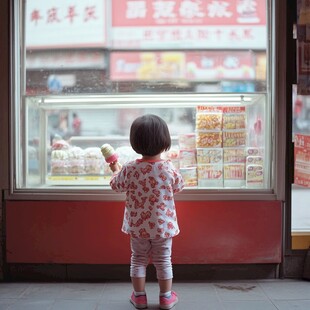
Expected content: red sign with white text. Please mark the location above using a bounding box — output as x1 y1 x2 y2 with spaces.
110 51 255 81
111 0 266 49
112 0 266 26
294 134 310 187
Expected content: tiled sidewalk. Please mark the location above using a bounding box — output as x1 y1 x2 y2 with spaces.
0 279 309 309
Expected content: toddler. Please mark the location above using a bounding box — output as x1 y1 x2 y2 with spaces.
109 114 184 309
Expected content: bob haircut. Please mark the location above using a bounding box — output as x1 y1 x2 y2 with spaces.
130 114 171 156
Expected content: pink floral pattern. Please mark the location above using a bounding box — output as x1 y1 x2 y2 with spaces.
110 159 184 239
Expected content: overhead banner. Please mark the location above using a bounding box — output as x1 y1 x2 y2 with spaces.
110 51 255 81
111 0 266 49
26 0 106 49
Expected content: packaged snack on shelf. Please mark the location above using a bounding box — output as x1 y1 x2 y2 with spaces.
169 159 180 170
163 146 180 169
116 146 140 164
178 133 196 150
67 146 85 174
222 107 246 130
246 165 264 188
223 130 247 147
197 164 223 187
84 147 104 174
51 149 68 175
223 148 246 163
246 156 264 166
179 149 197 167
179 167 198 187
246 147 264 156
223 163 246 187
223 113 246 130
196 112 222 131
196 148 223 164
196 131 222 148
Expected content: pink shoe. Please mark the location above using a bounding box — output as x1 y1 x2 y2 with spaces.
130 292 147 309
159 291 178 309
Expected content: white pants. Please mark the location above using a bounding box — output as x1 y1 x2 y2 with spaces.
130 237 173 280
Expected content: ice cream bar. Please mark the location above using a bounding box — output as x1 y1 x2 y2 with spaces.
100 143 119 163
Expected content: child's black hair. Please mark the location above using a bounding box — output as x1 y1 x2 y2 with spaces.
130 114 171 156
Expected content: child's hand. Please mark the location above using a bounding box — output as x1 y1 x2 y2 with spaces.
109 162 122 173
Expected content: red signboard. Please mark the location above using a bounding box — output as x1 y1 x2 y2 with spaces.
112 0 266 26
111 0 266 49
294 134 310 187
110 51 255 81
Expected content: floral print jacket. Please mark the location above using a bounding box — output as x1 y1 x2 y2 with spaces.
110 159 184 239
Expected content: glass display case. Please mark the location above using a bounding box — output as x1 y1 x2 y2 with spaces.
22 93 270 190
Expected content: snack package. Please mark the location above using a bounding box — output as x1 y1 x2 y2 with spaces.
178 133 196 150
179 167 198 187
223 113 246 130
84 147 104 174
116 146 140 165
246 165 264 188
196 112 222 131
224 163 246 187
223 148 246 163
246 156 264 166
196 132 222 148
224 164 245 180
179 149 197 167
51 149 68 175
223 131 247 147
163 146 180 169
246 147 264 156
67 146 85 174
196 148 223 164
197 164 223 187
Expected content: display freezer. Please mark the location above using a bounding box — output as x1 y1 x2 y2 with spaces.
10 91 281 267
21 93 271 192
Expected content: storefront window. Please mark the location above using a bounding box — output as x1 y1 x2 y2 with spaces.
15 0 271 192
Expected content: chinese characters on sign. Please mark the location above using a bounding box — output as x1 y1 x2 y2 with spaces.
26 0 106 48
25 0 265 50
112 0 266 49
31 6 98 25
115 0 263 26
294 134 310 187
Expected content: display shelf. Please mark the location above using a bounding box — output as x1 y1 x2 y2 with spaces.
47 175 111 186
23 93 270 190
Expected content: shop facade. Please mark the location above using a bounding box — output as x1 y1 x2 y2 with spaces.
0 0 304 280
